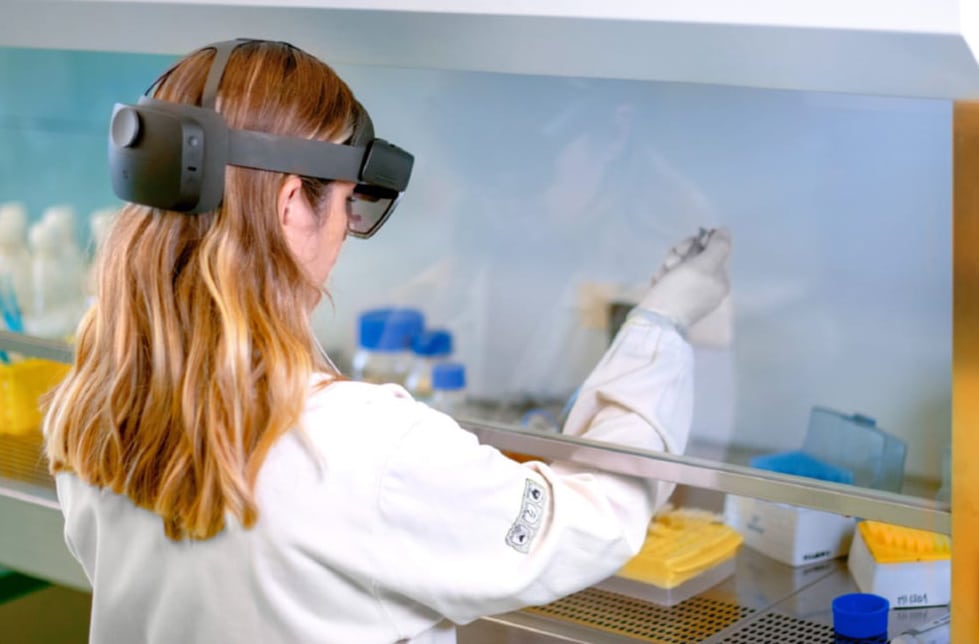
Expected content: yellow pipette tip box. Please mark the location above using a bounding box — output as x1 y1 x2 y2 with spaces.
0 358 69 436
847 520 950 609
596 506 742 606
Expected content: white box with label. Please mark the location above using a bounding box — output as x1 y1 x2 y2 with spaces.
847 525 951 609
723 495 855 567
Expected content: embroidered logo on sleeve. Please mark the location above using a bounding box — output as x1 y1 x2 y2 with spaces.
505 479 547 553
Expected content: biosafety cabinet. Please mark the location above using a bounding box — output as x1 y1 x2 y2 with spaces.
0 2 976 642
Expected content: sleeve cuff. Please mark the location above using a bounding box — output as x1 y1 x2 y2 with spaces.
625 307 686 340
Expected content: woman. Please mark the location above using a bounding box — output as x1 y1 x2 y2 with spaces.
44 39 732 643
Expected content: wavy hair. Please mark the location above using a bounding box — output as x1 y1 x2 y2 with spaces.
44 41 356 540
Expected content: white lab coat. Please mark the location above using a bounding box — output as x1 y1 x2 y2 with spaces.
55 311 692 643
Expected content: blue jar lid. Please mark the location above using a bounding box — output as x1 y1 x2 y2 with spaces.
412 329 453 357
433 362 466 391
358 308 424 352
831 593 889 639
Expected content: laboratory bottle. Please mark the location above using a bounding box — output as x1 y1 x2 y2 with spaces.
42 205 86 301
0 202 31 322
28 218 73 338
84 207 117 304
404 329 454 402
350 308 424 385
430 362 467 417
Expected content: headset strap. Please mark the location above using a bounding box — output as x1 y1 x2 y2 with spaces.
200 39 246 110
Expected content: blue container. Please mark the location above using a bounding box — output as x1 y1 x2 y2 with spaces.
432 362 466 391
832 593 889 642
358 308 424 352
750 450 853 484
412 329 453 357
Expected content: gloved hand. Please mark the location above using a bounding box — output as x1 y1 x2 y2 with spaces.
638 227 732 332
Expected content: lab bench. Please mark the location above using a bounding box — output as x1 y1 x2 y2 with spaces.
459 547 949 643
0 464 948 644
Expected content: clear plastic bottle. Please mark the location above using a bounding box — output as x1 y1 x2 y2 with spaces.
28 219 69 338
350 308 424 385
84 207 117 305
42 205 85 302
430 362 467 417
404 329 453 402
0 202 31 322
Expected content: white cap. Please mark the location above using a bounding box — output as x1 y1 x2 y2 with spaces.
28 218 60 253
42 204 78 243
0 202 28 245
89 207 118 250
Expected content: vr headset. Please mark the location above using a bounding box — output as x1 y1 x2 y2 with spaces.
108 38 414 239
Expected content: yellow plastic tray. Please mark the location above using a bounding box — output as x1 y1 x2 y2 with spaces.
0 359 70 436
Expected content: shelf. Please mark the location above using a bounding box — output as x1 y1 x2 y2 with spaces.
0 330 74 364
0 1 977 98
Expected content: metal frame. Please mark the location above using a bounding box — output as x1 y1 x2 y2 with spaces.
952 100 979 642
461 420 950 534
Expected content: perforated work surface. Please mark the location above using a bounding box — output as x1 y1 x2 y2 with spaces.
524 587 752 642
719 612 836 643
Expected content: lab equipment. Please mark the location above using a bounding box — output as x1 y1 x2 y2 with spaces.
108 39 413 238
749 450 853 484
0 358 70 435
846 521 951 609
724 495 855 567
0 202 31 318
27 215 83 339
831 593 889 643
85 208 118 305
597 506 742 607
404 329 453 401
726 406 907 567
350 308 424 385
803 408 906 492
430 362 467 416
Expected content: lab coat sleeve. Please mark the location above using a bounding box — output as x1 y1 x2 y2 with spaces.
369 311 693 631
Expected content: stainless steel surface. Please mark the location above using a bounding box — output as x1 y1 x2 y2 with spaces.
461 548 945 643
705 560 950 643
462 420 951 534
0 330 73 364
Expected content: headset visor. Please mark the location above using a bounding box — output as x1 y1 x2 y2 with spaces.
347 184 401 239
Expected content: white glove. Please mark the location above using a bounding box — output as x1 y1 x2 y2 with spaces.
638 227 732 332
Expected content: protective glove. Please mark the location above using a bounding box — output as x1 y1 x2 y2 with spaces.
638 227 732 333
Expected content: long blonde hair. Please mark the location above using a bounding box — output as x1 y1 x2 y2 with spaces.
44 41 356 540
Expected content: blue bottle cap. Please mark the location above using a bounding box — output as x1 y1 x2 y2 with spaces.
358 308 424 352
832 593 889 639
412 329 453 357
432 362 466 391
